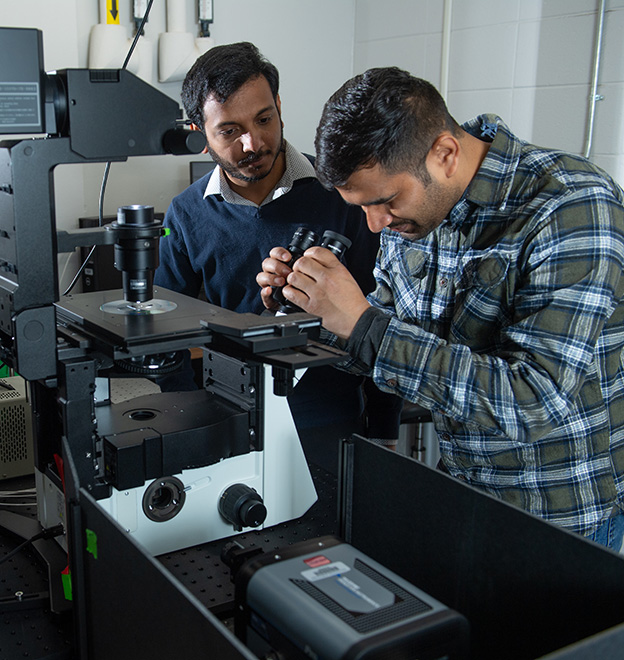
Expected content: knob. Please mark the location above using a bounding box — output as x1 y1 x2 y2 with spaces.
219 483 267 531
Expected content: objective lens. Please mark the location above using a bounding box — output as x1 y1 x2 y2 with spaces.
114 205 159 303
100 204 177 315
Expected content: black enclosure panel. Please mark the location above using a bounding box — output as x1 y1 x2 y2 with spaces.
340 437 624 660
77 490 257 660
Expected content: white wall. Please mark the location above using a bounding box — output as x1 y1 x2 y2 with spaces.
354 0 624 187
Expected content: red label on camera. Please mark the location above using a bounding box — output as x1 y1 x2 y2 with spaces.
303 555 331 568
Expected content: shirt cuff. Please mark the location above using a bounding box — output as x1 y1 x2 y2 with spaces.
345 307 391 370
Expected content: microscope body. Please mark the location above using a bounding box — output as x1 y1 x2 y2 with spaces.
0 27 335 559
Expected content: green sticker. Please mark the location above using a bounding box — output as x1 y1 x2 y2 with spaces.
62 569 72 601
163 227 171 237
86 528 98 559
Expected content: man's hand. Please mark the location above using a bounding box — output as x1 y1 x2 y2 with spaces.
257 246 294 312
259 246 370 339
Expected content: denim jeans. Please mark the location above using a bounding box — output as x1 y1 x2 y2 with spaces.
586 509 624 553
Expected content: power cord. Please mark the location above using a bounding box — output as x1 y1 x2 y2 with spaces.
0 523 64 566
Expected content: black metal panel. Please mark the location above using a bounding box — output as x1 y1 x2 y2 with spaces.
0 149 17 276
57 356 99 493
340 437 624 660
60 69 181 160
55 287 316 350
541 625 624 659
13 304 57 380
77 488 257 660
55 288 340 375
9 137 96 312
97 390 251 490
3 136 118 379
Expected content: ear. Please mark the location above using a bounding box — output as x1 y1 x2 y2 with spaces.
427 133 460 179
190 123 210 155
276 94 284 128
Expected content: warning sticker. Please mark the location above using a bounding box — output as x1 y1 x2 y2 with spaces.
0 82 40 128
301 561 350 582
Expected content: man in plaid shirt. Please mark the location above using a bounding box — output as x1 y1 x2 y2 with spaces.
257 67 624 551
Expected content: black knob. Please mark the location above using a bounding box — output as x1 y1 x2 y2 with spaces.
219 483 267 530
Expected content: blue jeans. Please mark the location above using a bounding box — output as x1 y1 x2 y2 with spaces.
586 509 624 553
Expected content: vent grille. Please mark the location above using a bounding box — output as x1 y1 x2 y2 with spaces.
0 377 34 478
0 402 28 462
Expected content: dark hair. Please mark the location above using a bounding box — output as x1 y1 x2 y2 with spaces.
314 67 460 188
181 42 279 131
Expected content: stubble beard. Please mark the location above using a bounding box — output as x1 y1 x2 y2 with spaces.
207 130 285 183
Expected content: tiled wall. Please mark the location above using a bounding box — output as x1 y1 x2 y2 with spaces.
354 0 624 186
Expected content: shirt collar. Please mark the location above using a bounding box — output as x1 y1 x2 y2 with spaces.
203 141 316 207
462 114 524 213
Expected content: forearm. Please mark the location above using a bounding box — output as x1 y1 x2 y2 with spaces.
315 307 388 377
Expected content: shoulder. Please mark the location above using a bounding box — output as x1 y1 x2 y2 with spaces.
526 146 621 192
168 177 206 210
286 178 364 222
511 146 624 222
167 175 226 219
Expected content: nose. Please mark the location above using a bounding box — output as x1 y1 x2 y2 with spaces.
240 129 264 153
363 205 393 233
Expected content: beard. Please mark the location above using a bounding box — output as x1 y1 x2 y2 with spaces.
207 128 285 183
389 179 463 241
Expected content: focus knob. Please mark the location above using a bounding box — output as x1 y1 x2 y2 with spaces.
218 483 267 531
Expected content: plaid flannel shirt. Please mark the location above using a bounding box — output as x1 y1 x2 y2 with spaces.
344 115 624 535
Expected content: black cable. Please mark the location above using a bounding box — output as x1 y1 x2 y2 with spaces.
62 161 111 296
0 524 64 566
123 0 155 69
62 0 155 297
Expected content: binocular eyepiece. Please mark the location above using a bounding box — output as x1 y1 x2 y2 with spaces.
272 226 352 314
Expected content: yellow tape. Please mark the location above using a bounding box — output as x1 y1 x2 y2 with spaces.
107 0 121 25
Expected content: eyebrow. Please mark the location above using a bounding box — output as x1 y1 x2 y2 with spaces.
352 193 397 207
215 105 275 130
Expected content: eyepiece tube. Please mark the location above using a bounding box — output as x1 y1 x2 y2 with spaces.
272 227 320 311
320 230 351 259
272 227 352 315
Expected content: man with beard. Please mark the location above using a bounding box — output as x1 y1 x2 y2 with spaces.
155 43 401 474
257 67 624 550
